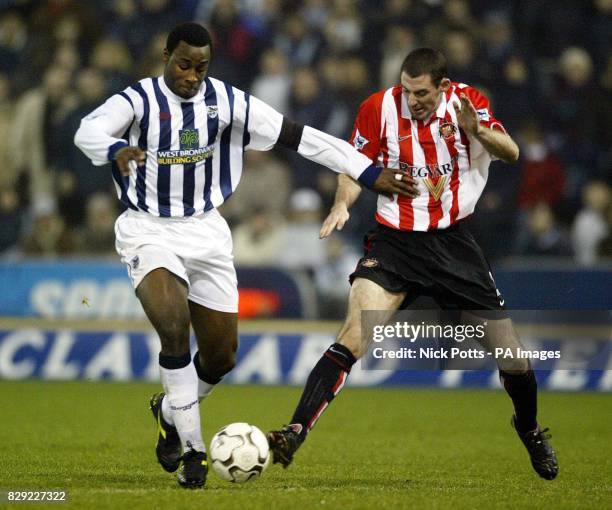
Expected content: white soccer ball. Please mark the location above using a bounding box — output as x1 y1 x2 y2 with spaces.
209 422 270 483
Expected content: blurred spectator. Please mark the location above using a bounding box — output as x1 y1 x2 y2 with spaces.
469 159 521 262
590 0 612 69
0 71 24 254
90 38 133 93
518 203 572 257
517 121 566 211
251 47 291 114
274 13 323 68
0 9 27 74
106 0 184 58
20 198 75 257
0 72 16 192
278 188 326 270
380 25 416 89
140 0 186 43
322 0 363 54
597 201 612 261
302 0 330 31
51 42 81 75
314 236 360 318
332 56 373 138
519 1 592 60
24 4 101 87
571 181 611 266
286 68 332 188
73 192 118 255
233 208 284 266
207 0 260 90
60 67 112 207
13 66 76 209
287 67 329 127
220 150 291 225
104 0 145 56
546 47 611 204
136 31 168 79
423 0 479 50
491 55 536 132
0 187 22 255
61 67 113 226
480 11 515 79
316 54 350 137
442 31 484 85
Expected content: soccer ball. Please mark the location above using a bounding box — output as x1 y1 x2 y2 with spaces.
209 422 270 483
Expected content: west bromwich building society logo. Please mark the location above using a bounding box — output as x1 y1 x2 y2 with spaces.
157 128 214 165
179 128 199 149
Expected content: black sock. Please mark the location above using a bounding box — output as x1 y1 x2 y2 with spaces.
159 352 191 369
290 343 356 439
500 369 538 433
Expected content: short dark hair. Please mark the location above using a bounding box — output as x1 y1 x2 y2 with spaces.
166 22 212 54
401 48 448 86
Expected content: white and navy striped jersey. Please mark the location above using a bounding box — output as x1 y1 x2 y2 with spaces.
75 75 376 217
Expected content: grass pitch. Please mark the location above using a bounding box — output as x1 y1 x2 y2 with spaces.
0 381 610 510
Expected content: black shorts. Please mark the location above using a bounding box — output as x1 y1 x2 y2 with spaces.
350 221 507 314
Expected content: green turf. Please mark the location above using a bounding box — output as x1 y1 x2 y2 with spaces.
0 381 610 509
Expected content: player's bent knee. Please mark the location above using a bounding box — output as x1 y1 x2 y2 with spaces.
202 351 236 380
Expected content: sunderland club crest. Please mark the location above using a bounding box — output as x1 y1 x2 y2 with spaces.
439 121 457 140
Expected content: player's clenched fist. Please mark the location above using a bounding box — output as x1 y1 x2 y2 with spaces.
114 146 146 176
372 168 419 198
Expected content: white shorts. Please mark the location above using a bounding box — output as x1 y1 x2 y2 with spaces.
115 209 238 313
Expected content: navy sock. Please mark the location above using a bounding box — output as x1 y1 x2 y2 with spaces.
159 352 191 369
193 351 223 385
500 369 538 433
290 343 357 438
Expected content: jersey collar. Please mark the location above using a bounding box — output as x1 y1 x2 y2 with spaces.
158 75 206 103
400 90 448 123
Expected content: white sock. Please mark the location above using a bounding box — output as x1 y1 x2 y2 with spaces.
193 352 217 402
159 362 206 453
198 379 216 402
161 394 175 426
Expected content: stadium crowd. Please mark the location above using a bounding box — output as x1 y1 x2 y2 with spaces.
0 0 610 292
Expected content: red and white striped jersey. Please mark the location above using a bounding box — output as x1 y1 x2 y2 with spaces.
350 82 506 231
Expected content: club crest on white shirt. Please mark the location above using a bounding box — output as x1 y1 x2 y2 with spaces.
207 105 218 118
353 129 369 150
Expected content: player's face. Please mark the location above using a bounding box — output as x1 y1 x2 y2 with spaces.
163 41 211 99
401 72 450 121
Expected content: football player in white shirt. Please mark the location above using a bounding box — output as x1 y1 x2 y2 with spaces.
74 22 418 488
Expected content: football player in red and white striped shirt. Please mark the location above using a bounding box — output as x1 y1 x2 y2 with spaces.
269 48 558 481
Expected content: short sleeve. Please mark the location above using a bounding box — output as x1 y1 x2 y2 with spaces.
461 85 506 133
349 94 383 162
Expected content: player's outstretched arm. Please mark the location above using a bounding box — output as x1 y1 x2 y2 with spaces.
456 93 519 164
320 174 362 239
243 95 419 197
319 169 419 238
